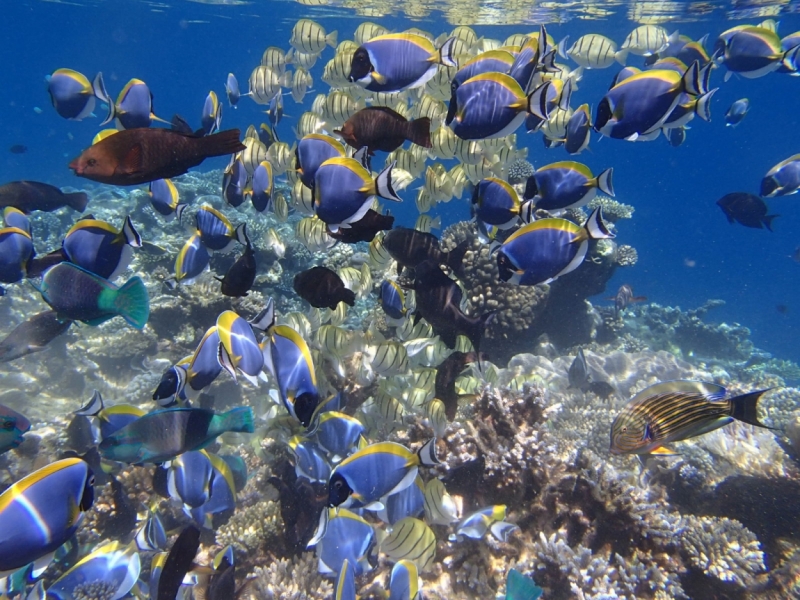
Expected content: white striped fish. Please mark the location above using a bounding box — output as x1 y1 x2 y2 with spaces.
558 34 627 69
290 19 337 55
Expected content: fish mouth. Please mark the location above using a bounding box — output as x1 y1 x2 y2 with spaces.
68 159 82 174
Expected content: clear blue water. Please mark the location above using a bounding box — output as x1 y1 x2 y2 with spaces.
3 1 799 365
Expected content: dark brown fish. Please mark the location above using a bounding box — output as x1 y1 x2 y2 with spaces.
412 260 493 351
69 128 245 186
435 351 484 420
608 284 646 317
717 192 778 231
0 181 88 213
293 266 355 310
9 145 27 154
158 524 201 600
383 227 468 276
26 248 67 278
334 107 431 155
217 232 256 297
327 209 394 244
0 310 72 362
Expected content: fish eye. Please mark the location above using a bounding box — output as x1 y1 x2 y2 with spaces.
87 158 97 167
88 475 96 485
621 426 627 433
333 480 343 490
1 421 14 430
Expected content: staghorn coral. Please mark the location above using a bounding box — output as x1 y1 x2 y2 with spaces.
216 499 283 556
247 552 332 600
678 514 766 588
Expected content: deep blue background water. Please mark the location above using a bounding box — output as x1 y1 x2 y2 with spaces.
1 1 799 364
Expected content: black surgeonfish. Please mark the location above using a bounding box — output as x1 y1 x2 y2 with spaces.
434 351 485 421
382 227 468 276
327 209 394 244
293 266 355 310
716 192 778 231
218 229 256 297
411 260 493 352
158 524 201 600
0 310 72 362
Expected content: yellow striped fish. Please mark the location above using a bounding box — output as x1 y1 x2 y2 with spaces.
322 52 355 87
621 25 674 57
558 34 627 69
381 517 437 572
292 179 316 215
414 214 440 233
248 66 290 105
293 50 318 70
240 137 268 175
371 341 409 375
426 398 447 438
295 111 327 139
610 380 772 456
354 21 389 45
368 233 393 271
267 141 295 175
296 216 336 253
261 46 292 74
423 478 460 525
290 19 337 55
291 68 313 103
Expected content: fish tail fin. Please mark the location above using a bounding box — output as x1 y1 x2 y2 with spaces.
694 88 717 122
782 44 800 71
121 216 143 247
446 239 470 277
234 223 249 246
342 287 356 307
615 48 629 65
408 117 432 148
217 406 255 434
114 276 150 330
730 389 775 429
681 61 705 96
631 296 647 303
584 206 615 240
326 30 338 48
558 78 573 112
595 168 614 196
375 161 402 202
437 36 458 67
763 214 779 232
66 191 89 212
557 35 569 59
417 438 440 466
197 129 245 159
526 82 551 122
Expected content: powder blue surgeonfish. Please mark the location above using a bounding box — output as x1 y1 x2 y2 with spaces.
97 406 254 464
95 77 170 130
223 155 248 208
522 161 614 213
761 154 800 197
225 73 241 107
216 310 264 386
62 215 142 280
187 452 237 528
195 206 247 252
348 33 457 92
250 161 274 213
186 326 223 394
451 505 519 542
171 234 210 286
315 507 375 576
0 457 94 575
335 559 356 600
0 220 33 286
389 559 422 600
47 541 140 600
327 439 439 509
0 403 30 455
379 475 425 526
148 179 186 220
296 134 346 190
75 390 146 439
288 436 332 483
309 411 366 461
201 91 222 136
38 262 150 330
47 68 104 121
472 177 522 232
314 157 402 233
168 451 215 508
152 364 189 407
379 279 407 320
496 207 615 286
715 25 800 79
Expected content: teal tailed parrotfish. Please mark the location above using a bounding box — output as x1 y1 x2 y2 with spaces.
523 161 614 213
327 439 438 509
389 559 422 600
314 157 402 232
168 450 215 508
171 233 210 287
296 134 346 190
47 541 140 600
379 279 407 320
452 505 519 542
610 380 774 456
222 154 248 208
594 61 708 140
715 26 799 79
95 77 169 130
315 507 375 576
195 205 247 252
62 215 142 280
288 436 332 483
335 559 356 600
152 364 188 407
187 452 237 528
308 411 366 460
0 403 30 455
0 181 89 214
148 179 186 220
447 72 552 140
506 568 543 600
471 177 522 231
47 68 104 121
201 90 222 136
250 160 274 212
97 406 254 464
217 229 256 298
262 324 320 427
0 457 94 575
37 262 150 330
496 206 615 286
216 309 264 385
186 326 223 394
0 310 72 363
348 33 457 92
761 154 800 197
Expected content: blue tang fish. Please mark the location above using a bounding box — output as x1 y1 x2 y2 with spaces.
288 436 332 483
47 68 104 121
715 25 799 79
171 234 210 286
216 310 264 386
761 154 800 197
263 324 321 427
75 390 146 439
314 157 402 232
188 452 237 528
309 411 366 460
523 161 614 213
47 541 140 600
97 406 254 464
315 507 375 576
725 98 750 127
0 225 33 285
38 262 149 329
327 439 438 509
195 205 247 252
379 475 425 526
0 403 30 455
135 510 168 552
564 104 592 155
152 364 188 407
388 559 421 600
186 326 223 394
225 73 240 107
250 161 274 212
379 279 407 320
201 91 222 136
296 134 346 190
267 89 284 127
349 33 457 92
452 505 519 542
496 207 615 286
3 207 30 233
62 215 142 280
451 50 516 93
334 559 356 600
96 77 169 130
148 179 186 220
168 451 215 508
222 155 248 208
0 457 94 575
472 177 522 232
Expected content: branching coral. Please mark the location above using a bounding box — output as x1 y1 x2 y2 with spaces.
247 552 332 600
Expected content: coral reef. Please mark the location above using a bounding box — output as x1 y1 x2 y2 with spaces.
247 553 332 600
506 159 535 185
586 194 635 222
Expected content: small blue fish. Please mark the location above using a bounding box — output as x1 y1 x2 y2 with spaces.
263 324 320 427
0 225 33 285
451 49 516 93
134 509 168 552
172 234 210 286
0 457 94 574
725 98 751 127
216 310 264 385
47 68 103 121
761 154 800 197
96 78 169 130
195 205 247 252
452 505 519 542
98 406 254 464
315 507 375 576
715 26 799 79
201 91 222 135
497 207 615 286
388 559 421 600
188 452 237 528
288 436 332 483
379 475 425 526
314 158 402 232
250 161 274 212
472 177 522 231
296 134 346 190
3 207 30 234
0 403 30 455
152 365 188 407
75 390 145 439
309 411 366 460
335 559 356 600
523 161 614 213
186 327 222 394
379 279 407 320
225 73 241 107
149 179 186 220
267 89 284 127
168 451 214 508
38 262 150 329
62 215 142 280
564 104 592 154
222 155 248 208
328 439 438 509
47 541 140 600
